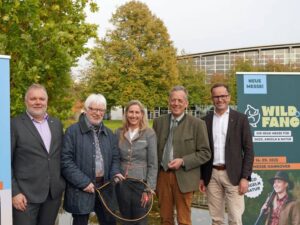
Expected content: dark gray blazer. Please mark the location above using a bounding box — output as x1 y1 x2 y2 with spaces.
201 109 254 186
11 113 65 203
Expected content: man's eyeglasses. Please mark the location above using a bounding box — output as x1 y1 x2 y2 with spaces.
212 95 229 100
88 107 106 113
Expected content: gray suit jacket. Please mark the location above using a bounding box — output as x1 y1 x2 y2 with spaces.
115 128 158 190
201 109 254 186
153 114 211 193
11 112 65 203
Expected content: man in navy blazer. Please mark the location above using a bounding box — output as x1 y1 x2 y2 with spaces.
11 84 65 225
200 83 254 225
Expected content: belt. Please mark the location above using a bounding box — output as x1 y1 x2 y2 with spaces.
160 166 174 172
213 165 226 170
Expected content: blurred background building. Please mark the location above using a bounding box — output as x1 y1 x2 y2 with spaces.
178 43 300 81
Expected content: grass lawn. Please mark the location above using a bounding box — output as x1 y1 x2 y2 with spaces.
102 120 122 131
103 120 154 132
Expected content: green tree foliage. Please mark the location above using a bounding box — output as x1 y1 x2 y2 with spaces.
227 58 256 105
87 0 179 109
177 59 208 106
0 0 98 120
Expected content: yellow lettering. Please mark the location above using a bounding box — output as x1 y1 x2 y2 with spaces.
280 106 287 116
262 106 274 116
279 117 289 127
288 106 297 116
290 117 300 127
269 117 279 127
262 117 270 127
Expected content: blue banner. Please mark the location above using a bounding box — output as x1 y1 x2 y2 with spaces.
0 55 12 225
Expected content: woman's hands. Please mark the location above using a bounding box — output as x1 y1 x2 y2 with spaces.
141 192 152 208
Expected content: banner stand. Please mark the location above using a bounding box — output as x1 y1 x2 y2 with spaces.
237 72 300 225
0 55 12 225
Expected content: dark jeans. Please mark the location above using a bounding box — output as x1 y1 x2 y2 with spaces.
116 181 148 225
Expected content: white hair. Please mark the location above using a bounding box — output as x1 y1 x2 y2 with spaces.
84 94 107 110
25 84 48 101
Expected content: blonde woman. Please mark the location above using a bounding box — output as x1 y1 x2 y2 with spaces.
115 100 158 225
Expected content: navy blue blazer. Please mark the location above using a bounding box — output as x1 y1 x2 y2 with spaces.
61 113 120 214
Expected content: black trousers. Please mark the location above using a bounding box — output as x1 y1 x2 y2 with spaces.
13 193 61 225
116 181 148 225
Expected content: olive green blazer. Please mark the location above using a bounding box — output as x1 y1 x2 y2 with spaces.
153 114 211 193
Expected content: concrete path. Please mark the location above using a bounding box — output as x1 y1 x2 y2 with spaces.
57 208 228 225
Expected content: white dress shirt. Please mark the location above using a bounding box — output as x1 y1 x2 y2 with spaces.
212 108 229 165
129 128 139 140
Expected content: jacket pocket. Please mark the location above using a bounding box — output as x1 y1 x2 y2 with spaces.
184 137 195 152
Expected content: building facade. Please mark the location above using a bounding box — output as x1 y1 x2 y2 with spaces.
178 43 300 80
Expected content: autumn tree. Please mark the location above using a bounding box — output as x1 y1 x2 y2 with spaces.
87 0 179 110
177 58 208 106
0 0 98 120
227 58 258 104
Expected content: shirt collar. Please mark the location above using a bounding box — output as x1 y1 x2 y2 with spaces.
214 107 230 116
26 111 48 123
277 193 288 203
171 113 185 123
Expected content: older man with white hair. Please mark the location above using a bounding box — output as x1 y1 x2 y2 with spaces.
61 93 123 225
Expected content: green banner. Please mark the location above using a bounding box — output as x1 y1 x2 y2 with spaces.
237 72 300 225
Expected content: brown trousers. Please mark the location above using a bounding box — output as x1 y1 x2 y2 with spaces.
157 170 193 225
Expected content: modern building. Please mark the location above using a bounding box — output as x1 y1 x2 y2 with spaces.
177 43 300 81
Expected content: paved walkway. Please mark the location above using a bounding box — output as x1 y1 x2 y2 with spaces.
192 207 228 225
191 207 212 224
58 208 228 225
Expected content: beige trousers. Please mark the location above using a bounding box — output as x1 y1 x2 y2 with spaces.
206 169 245 225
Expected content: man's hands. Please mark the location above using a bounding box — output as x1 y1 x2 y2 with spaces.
238 178 249 195
83 182 95 193
199 179 206 193
167 158 184 170
12 193 27 211
114 173 125 182
198 178 248 195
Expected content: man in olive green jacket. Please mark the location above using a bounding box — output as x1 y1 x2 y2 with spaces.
153 85 211 225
